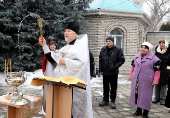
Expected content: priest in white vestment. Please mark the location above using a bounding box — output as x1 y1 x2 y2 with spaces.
39 22 93 118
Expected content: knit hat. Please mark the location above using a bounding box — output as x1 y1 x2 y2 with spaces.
66 22 79 34
141 42 153 51
106 36 114 42
49 41 56 46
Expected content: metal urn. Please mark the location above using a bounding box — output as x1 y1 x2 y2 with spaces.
5 71 25 99
4 60 30 105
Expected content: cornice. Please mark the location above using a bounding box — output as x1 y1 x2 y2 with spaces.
85 9 153 27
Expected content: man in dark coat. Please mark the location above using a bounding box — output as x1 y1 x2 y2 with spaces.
152 40 170 105
89 51 95 79
99 36 125 109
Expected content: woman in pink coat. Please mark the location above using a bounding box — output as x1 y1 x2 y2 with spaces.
128 42 161 118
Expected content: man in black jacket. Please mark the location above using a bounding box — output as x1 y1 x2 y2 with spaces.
99 36 125 109
89 51 95 79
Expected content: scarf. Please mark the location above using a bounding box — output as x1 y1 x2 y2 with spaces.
156 45 166 54
142 53 148 57
156 40 169 54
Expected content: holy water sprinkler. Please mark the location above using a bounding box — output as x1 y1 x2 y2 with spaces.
3 13 43 105
38 19 43 36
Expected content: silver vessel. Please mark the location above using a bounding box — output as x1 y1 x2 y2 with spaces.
5 71 30 105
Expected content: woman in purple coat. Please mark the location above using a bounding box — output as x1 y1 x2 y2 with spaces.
128 42 161 118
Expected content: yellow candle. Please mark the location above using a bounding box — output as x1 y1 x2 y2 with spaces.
10 59 12 72
7 60 8 73
4 60 6 72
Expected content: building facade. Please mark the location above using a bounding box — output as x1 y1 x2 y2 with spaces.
84 0 153 74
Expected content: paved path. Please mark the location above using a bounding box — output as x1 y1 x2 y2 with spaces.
0 75 170 118
91 76 170 118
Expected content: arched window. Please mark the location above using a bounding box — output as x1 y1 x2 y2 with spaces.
110 28 123 48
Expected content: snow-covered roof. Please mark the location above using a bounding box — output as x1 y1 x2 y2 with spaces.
86 0 143 13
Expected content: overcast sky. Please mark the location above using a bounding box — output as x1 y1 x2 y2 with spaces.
141 1 170 23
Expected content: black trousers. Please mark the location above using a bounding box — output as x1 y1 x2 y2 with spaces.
165 78 170 108
103 74 118 102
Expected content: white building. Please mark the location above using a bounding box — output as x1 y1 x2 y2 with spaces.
84 0 153 74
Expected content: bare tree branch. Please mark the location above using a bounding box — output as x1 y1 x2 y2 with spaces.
132 0 170 30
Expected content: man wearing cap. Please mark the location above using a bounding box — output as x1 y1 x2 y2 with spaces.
39 22 93 118
99 36 125 109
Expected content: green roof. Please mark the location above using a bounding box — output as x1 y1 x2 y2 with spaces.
87 0 143 13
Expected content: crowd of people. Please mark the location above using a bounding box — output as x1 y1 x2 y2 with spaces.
39 21 170 118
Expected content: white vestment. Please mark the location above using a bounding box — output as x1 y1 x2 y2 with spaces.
43 50 57 112
44 53 56 77
43 34 93 118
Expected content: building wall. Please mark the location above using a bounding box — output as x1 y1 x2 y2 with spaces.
85 15 148 74
146 32 170 51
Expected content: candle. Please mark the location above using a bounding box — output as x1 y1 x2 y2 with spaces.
10 59 12 72
4 60 6 72
7 60 8 73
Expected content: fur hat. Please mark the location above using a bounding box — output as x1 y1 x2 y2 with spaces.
66 22 79 34
49 41 56 46
142 42 153 51
106 36 114 42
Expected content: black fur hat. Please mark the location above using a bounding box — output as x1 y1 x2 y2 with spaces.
66 22 79 34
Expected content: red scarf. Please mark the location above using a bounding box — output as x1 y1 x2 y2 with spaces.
142 53 148 57
42 55 47 72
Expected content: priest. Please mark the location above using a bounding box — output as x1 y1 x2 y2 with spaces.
38 22 93 118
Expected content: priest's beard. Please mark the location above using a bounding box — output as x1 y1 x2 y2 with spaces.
65 38 69 43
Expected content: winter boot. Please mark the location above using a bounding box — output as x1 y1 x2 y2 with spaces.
143 109 149 118
134 107 142 116
99 100 109 106
160 99 165 105
152 98 160 103
110 100 116 109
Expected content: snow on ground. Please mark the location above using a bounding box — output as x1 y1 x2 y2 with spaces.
91 74 130 88
0 70 130 118
0 69 130 102
1 69 130 87
0 69 43 87
0 69 130 99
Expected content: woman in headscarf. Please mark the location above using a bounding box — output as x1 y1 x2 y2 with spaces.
152 40 170 105
128 42 161 118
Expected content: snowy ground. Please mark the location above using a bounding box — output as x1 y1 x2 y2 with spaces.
0 70 130 118
0 69 130 91
1 70 169 118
